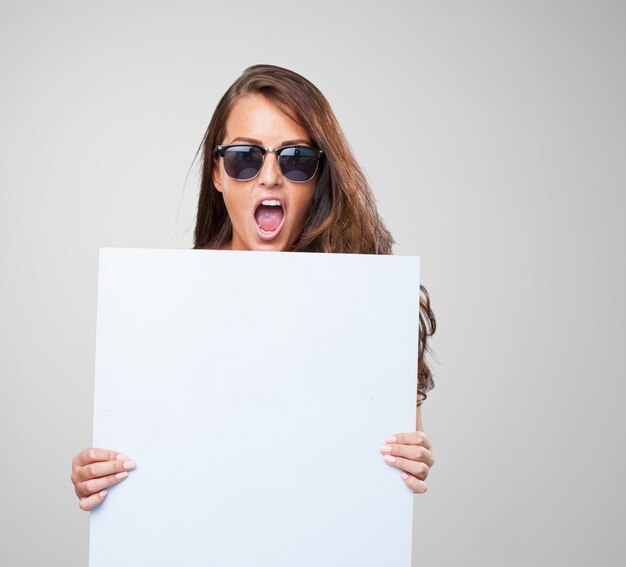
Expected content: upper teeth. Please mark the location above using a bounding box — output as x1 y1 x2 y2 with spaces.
261 199 281 206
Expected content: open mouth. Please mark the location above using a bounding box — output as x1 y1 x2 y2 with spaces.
254 199 286 241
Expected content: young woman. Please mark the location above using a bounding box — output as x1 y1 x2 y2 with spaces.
71 64 436 511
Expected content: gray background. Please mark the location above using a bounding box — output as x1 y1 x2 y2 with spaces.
1 1 624 565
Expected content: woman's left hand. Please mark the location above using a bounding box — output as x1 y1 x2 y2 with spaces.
379 431 434 493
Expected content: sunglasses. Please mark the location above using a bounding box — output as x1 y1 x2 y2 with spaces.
214 144 324 183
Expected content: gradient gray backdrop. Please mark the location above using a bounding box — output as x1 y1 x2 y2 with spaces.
1 1 624 565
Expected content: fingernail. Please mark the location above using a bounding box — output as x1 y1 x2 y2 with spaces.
116 471 128 480
386 435 397 443
99 490 108 498
383 454 396 463
123 460 137 471
116 454 128 462
379 444 392 453
401 472 409 480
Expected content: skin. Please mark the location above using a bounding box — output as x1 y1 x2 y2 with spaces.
70 94 434 510
212 95 318 252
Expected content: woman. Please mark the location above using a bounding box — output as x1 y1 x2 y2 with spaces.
71 64 436 511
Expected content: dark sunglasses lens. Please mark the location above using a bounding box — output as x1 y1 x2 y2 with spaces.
278 147 320 182
223 146 263 180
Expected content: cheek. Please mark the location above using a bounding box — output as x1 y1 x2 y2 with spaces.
295 184 316 220
221 183 252 223
222 190 242 217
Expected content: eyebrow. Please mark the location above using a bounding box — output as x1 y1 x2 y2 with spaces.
228 136 312 146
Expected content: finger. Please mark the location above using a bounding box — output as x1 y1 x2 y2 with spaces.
76 471 130 499
73 448 121 468
386 431 431 450
381 454 430 480
74 457 136 484
379 443 435 467
400 472 428 494
79 489 108 511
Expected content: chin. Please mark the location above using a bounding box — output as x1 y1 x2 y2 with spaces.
251 237 291 252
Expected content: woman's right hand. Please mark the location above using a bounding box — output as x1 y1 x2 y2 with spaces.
71 448 136 511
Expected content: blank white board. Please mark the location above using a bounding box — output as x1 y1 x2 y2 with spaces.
90 248 420 566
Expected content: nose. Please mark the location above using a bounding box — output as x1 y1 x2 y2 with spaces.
258 149 282 188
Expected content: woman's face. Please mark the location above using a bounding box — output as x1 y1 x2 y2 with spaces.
212 94 317 251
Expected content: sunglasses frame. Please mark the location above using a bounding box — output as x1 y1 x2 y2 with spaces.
214 143 324 183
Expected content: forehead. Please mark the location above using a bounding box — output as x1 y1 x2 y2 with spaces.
224 94 311 146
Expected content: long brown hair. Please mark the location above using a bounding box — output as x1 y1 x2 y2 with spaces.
193 64 436 404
